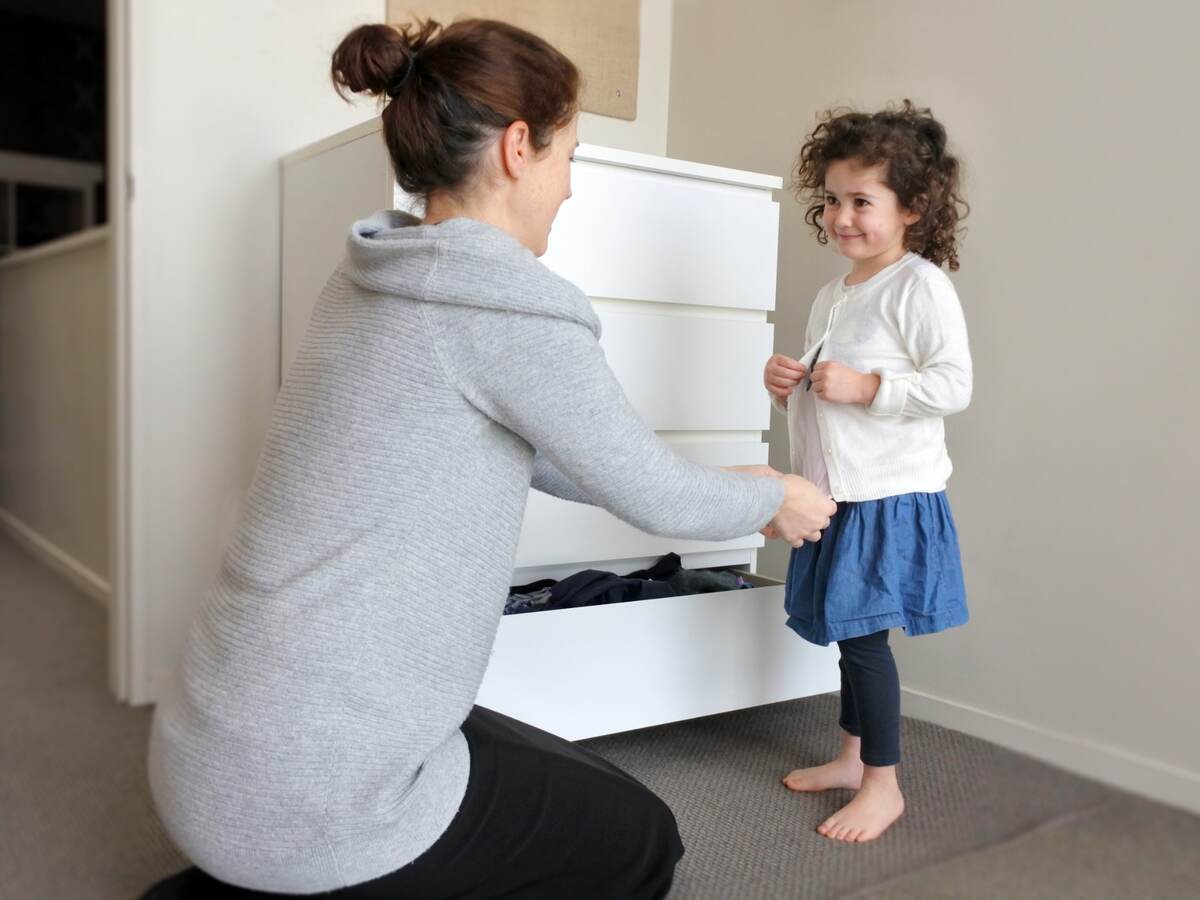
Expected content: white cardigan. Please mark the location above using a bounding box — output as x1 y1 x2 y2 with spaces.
774 253 972 502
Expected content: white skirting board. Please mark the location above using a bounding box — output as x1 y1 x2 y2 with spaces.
902 687 1200 816
0 507 110 607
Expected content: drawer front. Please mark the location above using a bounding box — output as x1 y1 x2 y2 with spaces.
477 583 840 740
515 440 772 569
597 306 773 431
541 161 780 311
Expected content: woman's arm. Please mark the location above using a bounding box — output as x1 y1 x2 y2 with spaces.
531 451 591 504
423 303 832 543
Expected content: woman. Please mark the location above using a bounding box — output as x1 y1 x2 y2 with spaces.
143 18 836 899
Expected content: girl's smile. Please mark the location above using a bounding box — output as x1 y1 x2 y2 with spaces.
822 159 920 282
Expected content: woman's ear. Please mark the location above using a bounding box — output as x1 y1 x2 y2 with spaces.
499 120 533 179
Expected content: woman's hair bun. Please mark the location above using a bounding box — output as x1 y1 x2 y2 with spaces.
331 22 434 99
330 17 580 198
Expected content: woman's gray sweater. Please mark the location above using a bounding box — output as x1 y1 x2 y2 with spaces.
147 211 784 893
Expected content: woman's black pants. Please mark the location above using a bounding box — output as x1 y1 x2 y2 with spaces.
141 706 683 899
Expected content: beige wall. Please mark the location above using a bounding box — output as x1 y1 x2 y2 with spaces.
0 229 111 597
578 0 673 155
126 1 676 702
668 0 1200 808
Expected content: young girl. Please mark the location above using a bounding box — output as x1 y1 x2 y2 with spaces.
763 100 972 843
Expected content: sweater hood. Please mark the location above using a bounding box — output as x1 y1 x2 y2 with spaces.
344 210 600 335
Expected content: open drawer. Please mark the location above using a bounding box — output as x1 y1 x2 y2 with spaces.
476 571 840 740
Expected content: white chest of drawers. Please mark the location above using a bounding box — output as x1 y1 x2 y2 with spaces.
281 122 837 739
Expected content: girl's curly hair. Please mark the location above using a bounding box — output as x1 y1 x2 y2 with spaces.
794 100 968 270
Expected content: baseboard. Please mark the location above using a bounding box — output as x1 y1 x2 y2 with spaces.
902 686 1200 815
0 508 110 608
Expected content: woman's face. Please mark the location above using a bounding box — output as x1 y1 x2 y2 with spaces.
518 115 579 257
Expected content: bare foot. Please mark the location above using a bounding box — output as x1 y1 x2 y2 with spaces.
782 757 864 792
816 766 904 843
783 730 864 792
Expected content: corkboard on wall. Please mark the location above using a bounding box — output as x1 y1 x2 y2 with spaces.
386 0 639 120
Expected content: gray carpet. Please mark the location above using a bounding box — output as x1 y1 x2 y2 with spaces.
0 537 186 900
582 697 1116 899
4 534 1199 900
850 795 1200 899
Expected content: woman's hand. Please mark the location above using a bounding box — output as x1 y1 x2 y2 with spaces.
809 361 881 406
767 475 837 548
725 465 830 546
764 354 807 406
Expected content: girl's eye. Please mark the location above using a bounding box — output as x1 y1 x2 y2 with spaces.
825 196 838 205
855 198 870 207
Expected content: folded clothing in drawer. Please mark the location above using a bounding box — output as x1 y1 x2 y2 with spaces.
504 552 753 615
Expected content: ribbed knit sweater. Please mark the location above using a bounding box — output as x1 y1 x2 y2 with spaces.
147 211 785 893
773 253 973 501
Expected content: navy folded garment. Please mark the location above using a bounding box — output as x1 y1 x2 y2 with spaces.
545 569 677 611
627 552 745 595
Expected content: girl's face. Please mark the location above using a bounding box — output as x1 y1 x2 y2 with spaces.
821 159 919 276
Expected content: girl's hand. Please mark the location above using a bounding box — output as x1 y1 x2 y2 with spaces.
810 361 881 406
764 354 807 405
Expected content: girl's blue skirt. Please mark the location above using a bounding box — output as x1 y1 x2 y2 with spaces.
785 491 969 646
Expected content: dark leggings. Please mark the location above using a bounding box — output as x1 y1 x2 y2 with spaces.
837 629 901 767
141 707 683 899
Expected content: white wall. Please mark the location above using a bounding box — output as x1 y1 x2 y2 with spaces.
125 0 675 702
124 0 386 701
0 229 111 603
668 0 1200 811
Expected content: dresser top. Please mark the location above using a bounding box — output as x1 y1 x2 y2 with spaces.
283 121 783 192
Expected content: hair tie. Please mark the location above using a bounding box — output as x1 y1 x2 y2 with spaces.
386 55 417 98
